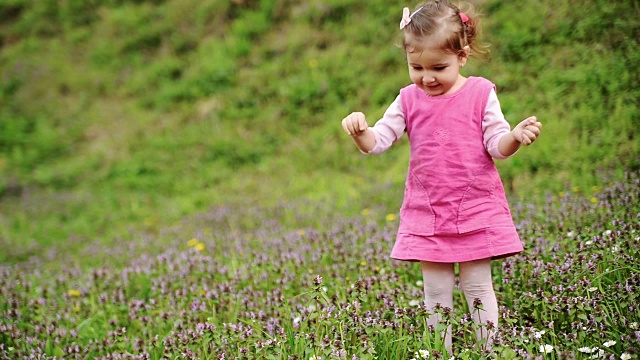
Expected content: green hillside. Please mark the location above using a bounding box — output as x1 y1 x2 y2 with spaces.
0 0 638 262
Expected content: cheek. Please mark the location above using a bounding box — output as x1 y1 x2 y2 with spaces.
408 69 420 82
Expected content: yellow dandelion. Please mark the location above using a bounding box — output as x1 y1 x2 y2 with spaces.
68 289 81 297
187 238 199 247
558 191 566 198
195 243 205 251
362 208 370 216
590 197 599 204
572 186 580 193
386 213 397 222
360 261 367 267
200 289 206 296
308 59 319 69
591 185 600 192
74 305 81 312
374 266 381 272
297 229 305 236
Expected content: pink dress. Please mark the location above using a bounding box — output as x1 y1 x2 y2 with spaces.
376 77 523 263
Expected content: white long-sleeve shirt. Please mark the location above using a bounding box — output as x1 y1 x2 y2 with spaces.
367 89 513 159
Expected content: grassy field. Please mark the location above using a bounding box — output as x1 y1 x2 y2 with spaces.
1 171 639 359
0 0 639 358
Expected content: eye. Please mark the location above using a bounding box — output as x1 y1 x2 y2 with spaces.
412 66 423 71
433 66 447 71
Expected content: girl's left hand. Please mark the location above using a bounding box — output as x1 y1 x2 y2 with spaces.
514 116 542 146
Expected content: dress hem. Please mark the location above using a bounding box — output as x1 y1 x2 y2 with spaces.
390 248 523 263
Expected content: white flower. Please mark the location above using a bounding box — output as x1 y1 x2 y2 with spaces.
416 349 430 358
585 240 594 245
309 356 322 360
603 340 616 348
539 344 553 353
409 299 421 307
630 322 638 329
567 231 576 238
588 287 598 292
416 280 424 287
533 329 547 340
578 347 592 353
603 230 612 236
621 353 631 360
590 348 605 358
293 316 302 325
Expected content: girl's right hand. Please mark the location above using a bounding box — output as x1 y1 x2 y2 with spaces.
513 116 542 146
341 112 369 137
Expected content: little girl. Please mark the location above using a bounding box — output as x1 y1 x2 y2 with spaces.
341 0 542 354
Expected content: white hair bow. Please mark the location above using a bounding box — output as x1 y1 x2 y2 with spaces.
399 6 423 30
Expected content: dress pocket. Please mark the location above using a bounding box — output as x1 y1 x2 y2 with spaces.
457 166 513 233
398 171 436 236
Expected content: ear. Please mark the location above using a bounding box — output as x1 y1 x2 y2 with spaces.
459 45 470 67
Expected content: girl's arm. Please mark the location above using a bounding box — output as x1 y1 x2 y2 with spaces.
342 112 377 153
497 116 542 157
342 95 406 154
483 90 542 158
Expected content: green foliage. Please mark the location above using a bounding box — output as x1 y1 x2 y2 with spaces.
0 113 70 176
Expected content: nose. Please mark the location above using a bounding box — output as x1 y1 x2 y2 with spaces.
422 72 435 85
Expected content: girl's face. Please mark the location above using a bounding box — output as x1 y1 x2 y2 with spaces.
406 43 469 96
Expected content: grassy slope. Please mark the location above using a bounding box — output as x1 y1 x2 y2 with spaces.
0 0 638 263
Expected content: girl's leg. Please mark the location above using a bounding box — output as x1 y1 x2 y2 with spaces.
421 261 455 353
459 258 499 347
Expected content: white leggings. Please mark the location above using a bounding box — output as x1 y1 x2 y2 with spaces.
421 259 498 352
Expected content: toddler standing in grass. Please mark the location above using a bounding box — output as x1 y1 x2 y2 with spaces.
341 0 542 354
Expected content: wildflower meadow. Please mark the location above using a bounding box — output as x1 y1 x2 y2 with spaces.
1 171 638 359
1 0 638 359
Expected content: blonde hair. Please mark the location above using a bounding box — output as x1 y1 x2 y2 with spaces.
402 0 487 58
